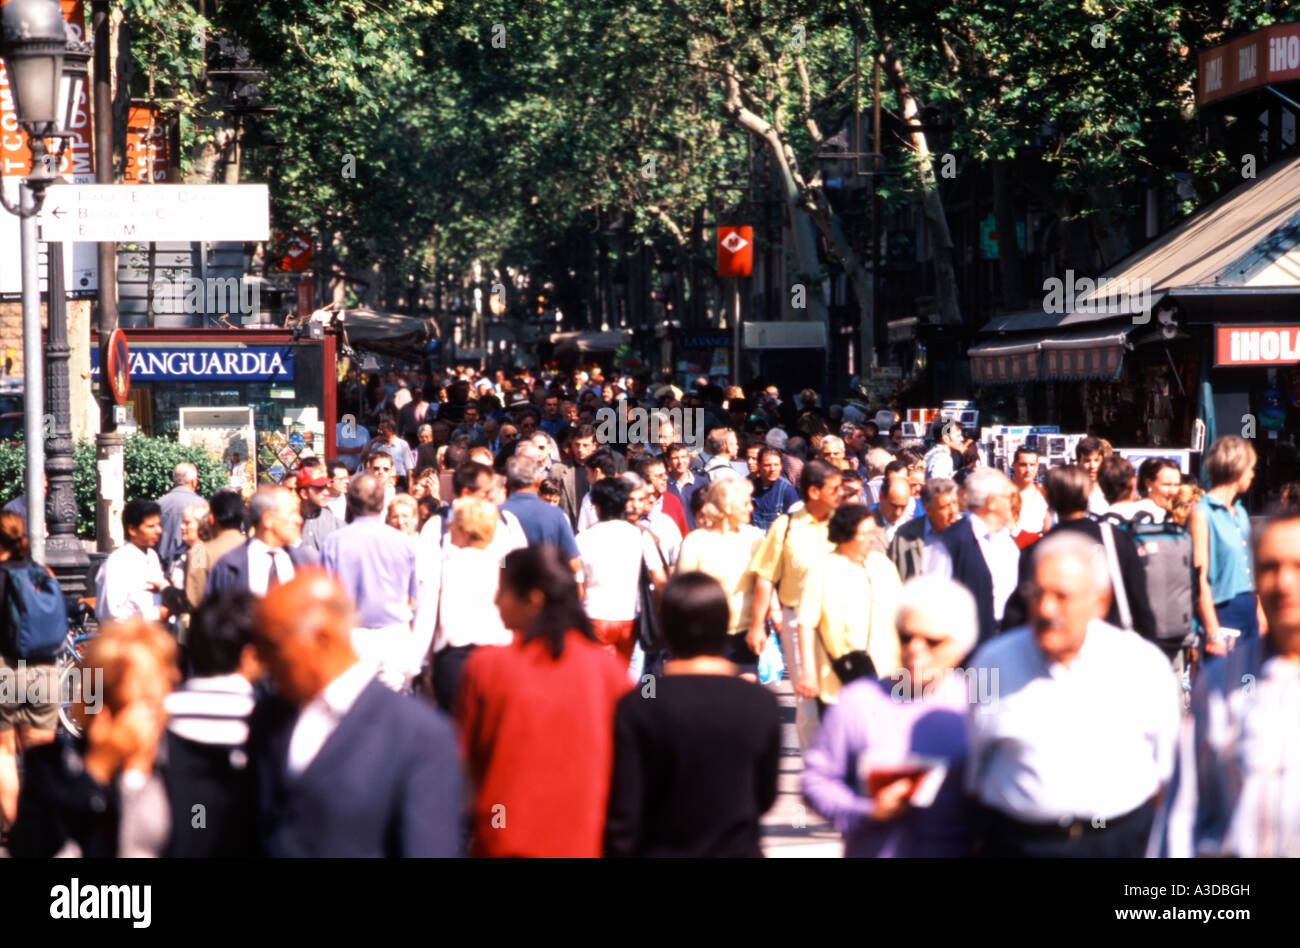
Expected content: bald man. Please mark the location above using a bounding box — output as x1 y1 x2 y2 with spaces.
870 475 918 551
247 570 461 857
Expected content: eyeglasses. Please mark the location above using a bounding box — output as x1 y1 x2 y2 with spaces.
898 631 948 649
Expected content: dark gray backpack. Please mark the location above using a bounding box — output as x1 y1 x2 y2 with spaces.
1107 511 1195 648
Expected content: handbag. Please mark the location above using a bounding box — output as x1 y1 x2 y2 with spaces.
635 524 667 652
820 561 878 686
827 650 878 685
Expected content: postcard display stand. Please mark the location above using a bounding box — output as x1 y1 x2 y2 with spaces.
179 407 257 482
257 407 324 485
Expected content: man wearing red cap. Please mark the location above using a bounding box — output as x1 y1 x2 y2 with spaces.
297 462 342 554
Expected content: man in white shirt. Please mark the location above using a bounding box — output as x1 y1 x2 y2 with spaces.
924 421 965 479
365 452 397 515
966 531 1180 857
574 449 621 533
1011 447 1051 538
96 498 170 624
694 427 746 482
627 473 681 568
324 460 350 522
1075 435 1109 516
576 479 668 669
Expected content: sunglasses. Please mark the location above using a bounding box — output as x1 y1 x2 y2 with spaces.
898 631 948 649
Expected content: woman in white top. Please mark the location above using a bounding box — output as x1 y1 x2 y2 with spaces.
575 478 669 668
676 477 766 676
420 497 514 713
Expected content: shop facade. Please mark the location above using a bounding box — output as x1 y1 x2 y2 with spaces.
90 328 337 485
968 150 1300 506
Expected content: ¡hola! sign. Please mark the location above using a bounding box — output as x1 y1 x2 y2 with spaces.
1215 326 1300 366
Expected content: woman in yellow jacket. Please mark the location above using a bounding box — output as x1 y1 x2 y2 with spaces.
795 503 903 711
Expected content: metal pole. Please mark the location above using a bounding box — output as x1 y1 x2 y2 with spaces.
44 233 90 594
731 277 742 387
93 0 123 553
20 181 46 564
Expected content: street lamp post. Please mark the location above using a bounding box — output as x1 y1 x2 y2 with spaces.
1 0 90 578
43 40 92 595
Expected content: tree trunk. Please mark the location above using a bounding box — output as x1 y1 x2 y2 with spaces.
718 75 829 334
992 158 1027 311
803 190 873 367
879 37 963 327
1087 183 1130 268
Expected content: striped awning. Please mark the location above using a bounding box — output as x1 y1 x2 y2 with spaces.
969 328 1134 385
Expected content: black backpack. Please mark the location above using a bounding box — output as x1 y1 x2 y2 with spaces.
1103 511 1195 648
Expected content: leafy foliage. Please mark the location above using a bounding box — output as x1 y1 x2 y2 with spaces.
0 436 227 540
116 0 1300 318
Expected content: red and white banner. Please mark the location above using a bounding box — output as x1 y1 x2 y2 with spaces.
123 106 169 183
1198 22 1300 106
717 225 754 277
1215 325 1300 366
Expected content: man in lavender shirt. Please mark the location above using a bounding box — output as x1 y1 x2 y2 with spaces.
802 576 980 857
320 472 419 692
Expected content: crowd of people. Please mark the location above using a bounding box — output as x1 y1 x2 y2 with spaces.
0 361 1297 858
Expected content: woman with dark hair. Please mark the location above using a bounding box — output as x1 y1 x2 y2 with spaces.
952 440 982 487
604 572 781 857
454 546 629 857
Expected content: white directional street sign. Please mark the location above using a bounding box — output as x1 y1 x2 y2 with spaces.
37 184 270 243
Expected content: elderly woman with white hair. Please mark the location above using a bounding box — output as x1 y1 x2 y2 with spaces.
801 575 980 858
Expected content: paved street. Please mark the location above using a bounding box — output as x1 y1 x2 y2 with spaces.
761 679 844 859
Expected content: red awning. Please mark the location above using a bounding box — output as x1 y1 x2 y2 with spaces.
969 328 1134 385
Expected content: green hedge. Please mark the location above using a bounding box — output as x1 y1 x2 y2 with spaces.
0 434 228 539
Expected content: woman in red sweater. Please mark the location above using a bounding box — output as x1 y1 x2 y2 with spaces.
455 546 629 857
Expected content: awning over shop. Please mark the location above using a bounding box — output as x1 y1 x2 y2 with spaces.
970 328 1135 385
548 329 633 354
979 150 1300 335
335 306 437 360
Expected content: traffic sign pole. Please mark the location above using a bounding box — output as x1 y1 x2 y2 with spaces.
19 181 45 564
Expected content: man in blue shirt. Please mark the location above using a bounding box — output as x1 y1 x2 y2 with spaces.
665 442 708 532
319 472 419 691
538 393 568 438
750 447 799 532
500 454 582 574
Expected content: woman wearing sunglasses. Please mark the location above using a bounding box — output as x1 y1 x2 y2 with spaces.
801 575 979 858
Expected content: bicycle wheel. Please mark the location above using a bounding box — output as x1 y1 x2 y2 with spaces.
56 656 84 738
55 634 95 739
